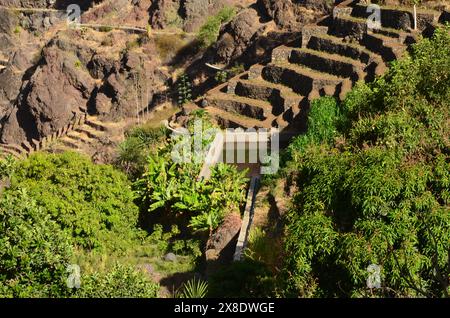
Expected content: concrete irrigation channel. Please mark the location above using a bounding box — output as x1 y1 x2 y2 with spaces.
198 130 279 260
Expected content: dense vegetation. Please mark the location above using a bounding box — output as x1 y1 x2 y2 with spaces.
11 152 141 252
280 26 450 297
0 152 160 297
134 111 248 235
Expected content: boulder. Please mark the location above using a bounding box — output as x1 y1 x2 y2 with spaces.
214 8 262 64
94 91 112 114
1 46 95 143
206 212 242 260
164 253 177 262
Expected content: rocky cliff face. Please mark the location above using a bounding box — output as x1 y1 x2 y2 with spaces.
0 28 167 143
1 39 98 143
0 1 170 145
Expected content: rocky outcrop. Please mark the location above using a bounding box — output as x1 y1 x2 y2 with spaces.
149 0 245 32
206 212 242 267
93 50 168 119
1 29 168 143
16 10 66 33
1 45 96 143
213 8 263 64
260 0 332 31
0 7 19 54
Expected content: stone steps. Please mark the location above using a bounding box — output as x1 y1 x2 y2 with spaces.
330 15 411 62
331 14 418 43
48 118 120 152
371 27 418 44
285 47 366 82
66 130 98 145
261 62 344 98
349 3 439 31
0 142 26 153
59 137 82 149
205 92 274 121
229 77 305 116
0 144 23 159
196 1 446 135
307 33 382 64
306 34 387 79
84 117 113 132
204 106 272 130
330 15 369 40
74 124 105 140
362 31 408 62
60 130 100 148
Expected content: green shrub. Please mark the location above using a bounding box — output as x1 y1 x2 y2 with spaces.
98 26 113 32
197 7 236 48
215 70 229 83
74 263 159 298
0 155 15 180
177 277 208 298
284 96 342 167
135 113 248 236
116 125 168 178
9 152 141 253
154 34 187 61
0 189 73 297
13 25 21 34
126 39 140 50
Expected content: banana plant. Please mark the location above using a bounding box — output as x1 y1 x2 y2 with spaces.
188 207 223 237
136 153 179 213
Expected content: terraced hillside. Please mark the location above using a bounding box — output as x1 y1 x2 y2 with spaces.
185 1 448 138
0 113 120 159
1 0 449 158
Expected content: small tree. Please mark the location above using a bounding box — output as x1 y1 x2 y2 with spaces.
177 74 192 106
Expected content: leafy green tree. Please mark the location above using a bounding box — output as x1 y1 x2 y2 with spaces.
9 152 141 253
282 26 450 298
0 188 73 297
